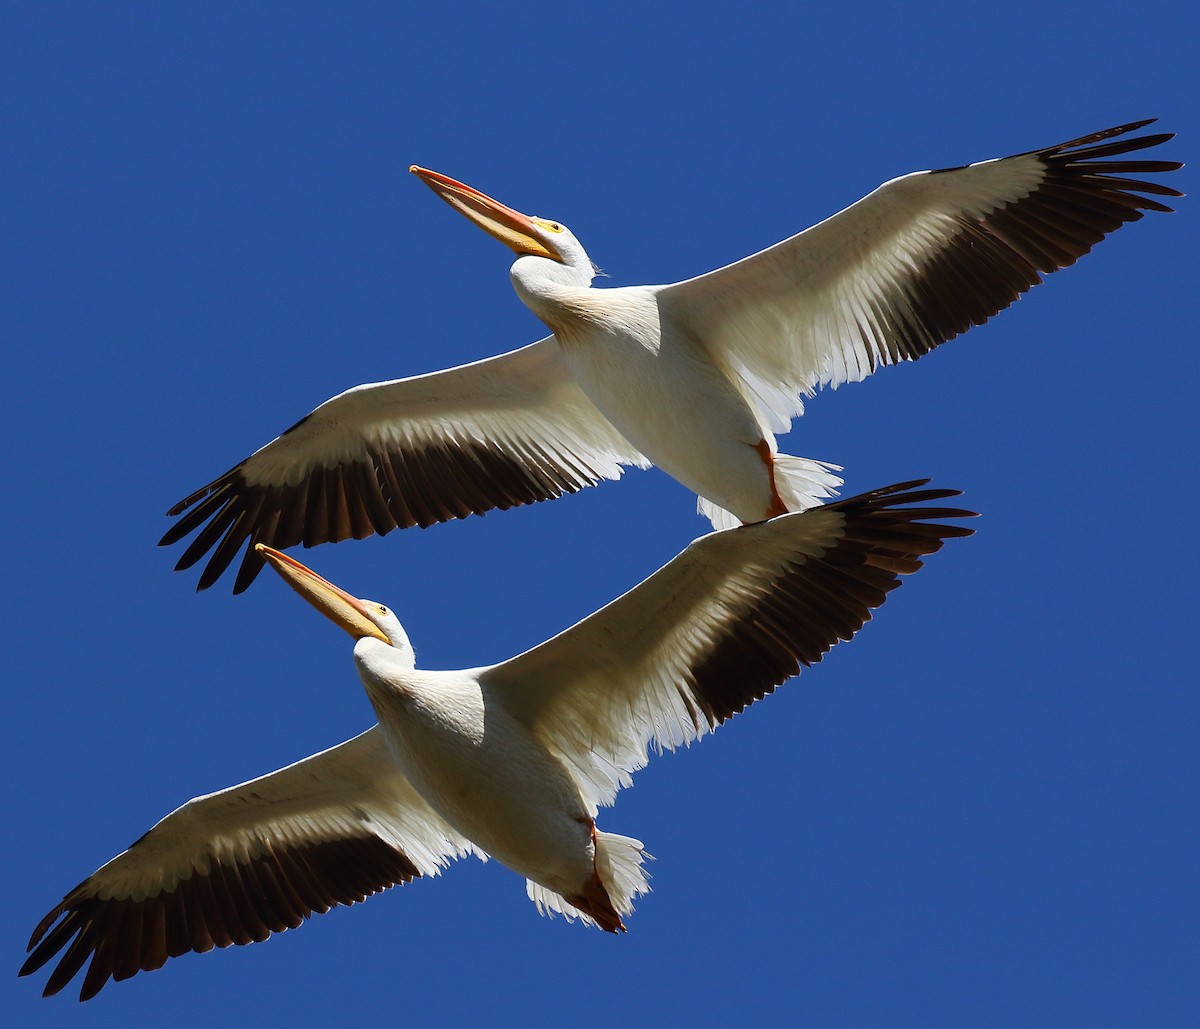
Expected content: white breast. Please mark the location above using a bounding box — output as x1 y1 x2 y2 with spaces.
553 286 778 520
352 642 596 894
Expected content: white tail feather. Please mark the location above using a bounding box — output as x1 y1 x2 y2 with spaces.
595 831 652 917
697 454 843 529
773 454 843 510
525 832 652 927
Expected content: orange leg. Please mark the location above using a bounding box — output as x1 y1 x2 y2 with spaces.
753 439 789 520
566 819 626 933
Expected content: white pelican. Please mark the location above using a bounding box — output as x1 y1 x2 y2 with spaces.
158 121 1175 592
25 481 973 1000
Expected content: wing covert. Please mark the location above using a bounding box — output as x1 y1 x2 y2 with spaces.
161 337 647 592
21 728 477 1001
663 120 1181 414
486 481 976 810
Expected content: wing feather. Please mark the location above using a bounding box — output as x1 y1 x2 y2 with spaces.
486 481 976 810
162 337 647 592
663 120 1181 414
20 728 477 1001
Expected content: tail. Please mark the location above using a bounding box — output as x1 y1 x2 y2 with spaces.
697 454 843 530
525 831 652 932
595 831 653 919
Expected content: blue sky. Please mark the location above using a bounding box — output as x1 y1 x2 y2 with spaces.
4 3 1195 1025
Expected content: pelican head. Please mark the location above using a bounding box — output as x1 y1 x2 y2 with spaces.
410 166 595 289
256 544 415 665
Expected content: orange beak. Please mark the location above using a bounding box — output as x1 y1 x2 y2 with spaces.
256 544 390 643
410 166 564 262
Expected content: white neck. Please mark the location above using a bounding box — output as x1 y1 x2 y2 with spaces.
509 254 595 322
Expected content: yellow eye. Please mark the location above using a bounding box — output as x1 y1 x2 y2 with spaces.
534 217 565 234
378 605 389 616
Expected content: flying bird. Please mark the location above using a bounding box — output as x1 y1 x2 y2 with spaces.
160 121 1178 591
25 481 974 1000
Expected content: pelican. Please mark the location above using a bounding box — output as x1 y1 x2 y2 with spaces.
25 481 973 1000
161 120 1176 594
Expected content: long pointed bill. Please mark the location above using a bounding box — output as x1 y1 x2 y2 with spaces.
256 544 390 643
410 166 564 262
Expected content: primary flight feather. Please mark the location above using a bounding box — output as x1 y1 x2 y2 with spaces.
160 121 1179 592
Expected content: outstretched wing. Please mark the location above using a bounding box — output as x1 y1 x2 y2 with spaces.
662 120 1181 420
162 337 647 592
21 727 479 1001
487 481 976 810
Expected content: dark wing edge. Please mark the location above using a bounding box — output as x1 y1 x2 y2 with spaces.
688 479 978 726
862 118 1183 369
159 340 643 594
669 119 1181 402
160 428 619 594
20 831 421 1002
499 480 976 810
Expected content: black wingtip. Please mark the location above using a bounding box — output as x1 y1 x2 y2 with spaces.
823 480 980 526
165 485 211 518
828 478 955 505
1053 119 1159 151
231 548 267 594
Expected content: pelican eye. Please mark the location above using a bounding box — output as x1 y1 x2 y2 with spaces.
535 217 565 233
377 605 389 616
